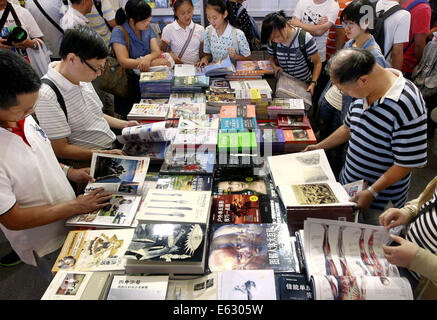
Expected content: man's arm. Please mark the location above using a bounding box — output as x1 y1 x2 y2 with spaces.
413 33 427 63
390 43 405 71
351 165 413 210
308 52 322 95
290 17 333 37
0 189 112 231
50 138 125 161
103 114 138 130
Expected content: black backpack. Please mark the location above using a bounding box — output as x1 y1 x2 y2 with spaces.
371 4 404 58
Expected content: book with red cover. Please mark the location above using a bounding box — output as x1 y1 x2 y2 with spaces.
283 128 317 144
277 114 311 129
219 105 256 119
211 194 262 224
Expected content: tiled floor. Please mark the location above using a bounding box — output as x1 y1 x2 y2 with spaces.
1 142 436 300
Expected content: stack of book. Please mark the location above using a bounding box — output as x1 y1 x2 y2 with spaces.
166 102 206 120
160 147 216 175
256 128 286 155
225 60 274 80
127 103 170 121
267 149 355 233
139 71 173 98
168 92 206 105
267 98 305 120
172 75 210 93
276 114 316 153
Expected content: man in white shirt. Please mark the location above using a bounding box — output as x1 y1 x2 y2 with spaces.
375 0 411 70
291 0 340 63
60 0 93 30
35 25 137 163
86 0 117 47
25 0 64 60
0 49 113 279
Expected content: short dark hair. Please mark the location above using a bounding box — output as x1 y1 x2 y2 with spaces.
59 25 109 60
340 0 375 33
206 0 238 28
327 48 376 84
0 49 41 110
115 0 152 25
173 0 194 20
261 11 288 45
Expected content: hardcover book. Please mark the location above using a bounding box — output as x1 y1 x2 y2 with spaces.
268 98 305 119
275 273 313 300
124 222 209 274
283 128 317 153
52 229 135 273
136 189 212 224
303 218 414 300
277 114 311 129
208 223 298 273
156 174 213 191
211 194 262 224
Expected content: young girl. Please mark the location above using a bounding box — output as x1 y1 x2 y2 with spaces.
196 0 251 66
261 11 322 94
160 0 205 65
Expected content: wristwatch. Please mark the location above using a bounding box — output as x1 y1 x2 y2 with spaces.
367 186 379 199
311 80 317 85
32 40 38 49
63 165 71 176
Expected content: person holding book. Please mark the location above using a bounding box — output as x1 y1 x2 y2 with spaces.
304 48 427 226
34 26 138 166
0 49 113 281
196 0 252 67
160 0 205 65
318 0 388 179
110 0 170 118
380 176 437 299
261 11 322 96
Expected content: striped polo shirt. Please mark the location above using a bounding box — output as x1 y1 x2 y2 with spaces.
267 28 318 83
406 187 437 281
86 0 116 46
339 69 428 210
34 62 115 150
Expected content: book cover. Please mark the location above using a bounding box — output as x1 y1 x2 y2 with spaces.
66 195 141 228
127 103 170 120
172 128 218 149
199 56 236 77
178 114 219 130
268 99 305 119
41 271 112 300
275 273 313 300
283 128 317 144
122 141 167 160
218 270 277 300
208 223 297 272
124 223 208 274
140 71 173 82
167 103 206 119
277 114 311 128
166 273 219 300
160 150 216 175
257 120 278 130
210 79 231 91
136 189 212 224
219 105 256 119
156 174 213 191
106 275 169 300
235 60 274 75
52 229 135 273
211 194 262 224
173 75 210 88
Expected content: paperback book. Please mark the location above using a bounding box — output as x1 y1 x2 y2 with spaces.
283 128 317 153
171 128 218 150
177 114 220 130
124 222 209 274
234 60 274 76
166 273 219 300
160 149 216 175
303 218 414 300
168 92 206 104
156 174 213 191
106 275 169 300
167 103 206 120
126 103 170 121
277 114 312 129
275 273 313 300
208 223 298 273
220 117 257 131
198 56 236 77
136 189 212 224
219 105 256 119
268 98 305 119
275 71 312 109
52 229 135 273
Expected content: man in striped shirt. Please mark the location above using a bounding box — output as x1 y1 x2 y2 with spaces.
35 25 138 163
305 48 427 225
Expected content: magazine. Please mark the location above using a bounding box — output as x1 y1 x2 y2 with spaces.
126 103 170 120
303 218 414 300
51 229 134 273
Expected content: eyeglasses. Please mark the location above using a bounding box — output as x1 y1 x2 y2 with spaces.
79 56 106 73
342 21 356 28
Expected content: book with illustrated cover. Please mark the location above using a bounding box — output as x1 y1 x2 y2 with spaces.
167 103 206 119
136 189 212 224
172 75 210 88
156 174 213 191
211 194 262 224
106 275 169 300
258 129 285 155
268 99 305 119
177 114 220 130
303 218 414 300
41 271 112 300
166 273 219 300
218 270 277 300
206 90 237 107
277 114 312 128
208 223 298 273
210 79 231 91
235 60 274 75
160 149 216 175
52 229 135 273
168 92 206 105
171 128 218 150
219 105 256 119
127 103 170 120
343 180 366 198
198 56 236 77
117 121 171 144
283 128 317 153
124 222 209 274
140 71 173 82
122 141 167 161
173 64 198 77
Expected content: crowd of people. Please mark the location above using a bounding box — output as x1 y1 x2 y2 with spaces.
0 0 436 299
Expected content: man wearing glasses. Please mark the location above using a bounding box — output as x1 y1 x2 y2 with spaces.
34 25 138 166
305 48 427 226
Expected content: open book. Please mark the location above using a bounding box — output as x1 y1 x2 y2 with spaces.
275 72 312 110
66 154 150 228
303 218 413 300
198 56 236 77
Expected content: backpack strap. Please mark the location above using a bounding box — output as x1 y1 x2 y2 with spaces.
236 5 244 19
232 27 239 55
298 29 312 71
93 0 113 31
403 0 430 53
32 0 64 34
41 78 68 122
374 4 404 58
0 2 21 30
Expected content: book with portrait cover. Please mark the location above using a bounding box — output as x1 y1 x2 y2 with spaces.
124 223 209 274
211 194 262 224
51 229 135 273
208 223 298 273
303 218 414 300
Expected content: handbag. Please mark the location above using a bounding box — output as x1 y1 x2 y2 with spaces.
27 39 51 78
98 25 137 99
